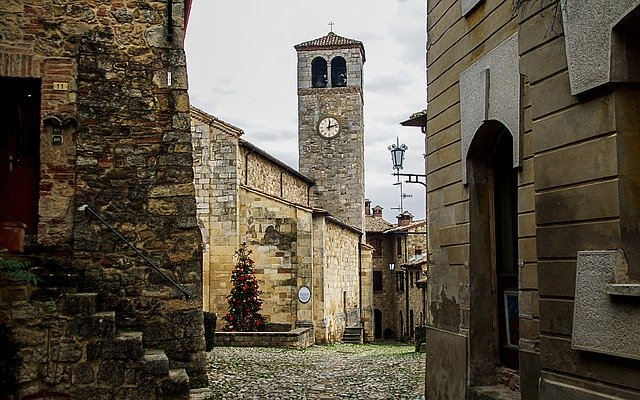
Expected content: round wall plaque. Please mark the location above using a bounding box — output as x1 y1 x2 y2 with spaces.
298 286 311 303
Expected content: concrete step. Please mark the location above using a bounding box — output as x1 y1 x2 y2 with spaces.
102 331 144 359
189 388 215 400
470 385 521 400
60 292 98 316
68 311 116 338
157 368 190 398
342 327 363 344
142 349 170 376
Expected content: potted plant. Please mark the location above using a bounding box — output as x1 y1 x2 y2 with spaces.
0 222 26 253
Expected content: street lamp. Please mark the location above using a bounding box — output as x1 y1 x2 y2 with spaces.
388 139 427 188
388 139 408 170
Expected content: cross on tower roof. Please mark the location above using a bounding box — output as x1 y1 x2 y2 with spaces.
328 21 335 32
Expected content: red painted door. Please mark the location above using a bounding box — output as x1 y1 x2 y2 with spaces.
0 78 41 235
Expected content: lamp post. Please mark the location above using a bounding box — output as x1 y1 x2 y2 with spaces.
388 138 429 339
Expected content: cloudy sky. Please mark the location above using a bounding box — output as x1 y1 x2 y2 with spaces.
185 0 427 221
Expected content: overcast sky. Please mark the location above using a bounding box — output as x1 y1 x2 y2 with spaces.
185 1 427 221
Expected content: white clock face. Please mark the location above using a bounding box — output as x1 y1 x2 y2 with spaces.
318 117 340 138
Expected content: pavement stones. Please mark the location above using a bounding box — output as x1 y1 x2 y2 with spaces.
206 343 425 399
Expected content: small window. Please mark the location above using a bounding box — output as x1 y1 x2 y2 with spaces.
415 248 422 256
396 272 404 293
410 271 414 287
396 237 402 256
331 56 347 87
369 237 383 258
311 57 327 88
373 271 383 292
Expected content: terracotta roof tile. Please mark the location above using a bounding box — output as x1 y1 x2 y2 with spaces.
295 32 366 61
365 215 394 233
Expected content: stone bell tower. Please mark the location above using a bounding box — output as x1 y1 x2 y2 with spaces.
294 32 366 232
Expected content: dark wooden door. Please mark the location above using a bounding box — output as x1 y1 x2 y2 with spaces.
0 78 41 235
492 131 519 370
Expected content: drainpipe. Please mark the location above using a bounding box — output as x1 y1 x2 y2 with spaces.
358 233 363 334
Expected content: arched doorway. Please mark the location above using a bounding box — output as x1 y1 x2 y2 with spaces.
467 120 519 385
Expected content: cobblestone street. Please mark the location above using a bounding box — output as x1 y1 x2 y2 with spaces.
206 343 425 400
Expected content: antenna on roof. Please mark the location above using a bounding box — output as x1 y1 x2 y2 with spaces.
328 21 335 33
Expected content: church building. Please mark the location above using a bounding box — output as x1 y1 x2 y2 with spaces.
191 31 374 344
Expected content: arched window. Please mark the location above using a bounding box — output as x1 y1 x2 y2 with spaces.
311 57 327 88
331 56 347 87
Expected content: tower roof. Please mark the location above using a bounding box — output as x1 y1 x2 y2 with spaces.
294 32 366 62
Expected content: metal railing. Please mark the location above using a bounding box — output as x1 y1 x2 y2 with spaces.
78 205 190 299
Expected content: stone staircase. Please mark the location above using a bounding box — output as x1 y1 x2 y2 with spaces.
59 292 213 400
342 326 363 344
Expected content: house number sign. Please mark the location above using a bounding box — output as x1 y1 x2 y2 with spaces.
298 286 311 304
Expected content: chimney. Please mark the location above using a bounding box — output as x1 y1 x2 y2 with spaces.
372 205 383 218
397 211 414 226
365 199 371 216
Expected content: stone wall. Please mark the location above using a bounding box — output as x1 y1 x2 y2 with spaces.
424 0 640 398
191 109 242 312
239 187 314 326
1 0 208 391
0 279 201 399
297 43 365 233
424 0 525 397
313 216 363 343
214 327 313 350
520 1 640 398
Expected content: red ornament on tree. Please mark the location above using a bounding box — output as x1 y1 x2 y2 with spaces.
221 243 266 332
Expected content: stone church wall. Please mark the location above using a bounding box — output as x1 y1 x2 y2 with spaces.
191 111 242 312
238 187 313 326
313 216 362 343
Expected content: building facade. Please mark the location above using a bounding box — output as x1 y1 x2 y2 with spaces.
366 202 427 340
0 1 209 398
424 0 640 398
191 107 373 343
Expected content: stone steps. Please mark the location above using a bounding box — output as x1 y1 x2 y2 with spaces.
56 292 212 399
342 327 363 344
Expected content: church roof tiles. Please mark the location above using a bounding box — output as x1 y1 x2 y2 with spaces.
294 32 366 61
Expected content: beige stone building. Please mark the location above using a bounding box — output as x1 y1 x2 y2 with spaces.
366 202 427 340
190 31 374 344
191 107 373 343
422 0 640 399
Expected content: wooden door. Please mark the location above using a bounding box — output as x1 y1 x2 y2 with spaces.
0 78 41 235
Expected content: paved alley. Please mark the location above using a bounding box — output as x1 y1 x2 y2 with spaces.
206 343 425 400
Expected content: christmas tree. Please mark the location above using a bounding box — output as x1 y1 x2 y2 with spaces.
222 243 266 332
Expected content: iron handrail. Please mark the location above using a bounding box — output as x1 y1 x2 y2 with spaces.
78 205 190 299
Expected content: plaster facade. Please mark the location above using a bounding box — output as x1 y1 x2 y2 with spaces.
423 0 640 398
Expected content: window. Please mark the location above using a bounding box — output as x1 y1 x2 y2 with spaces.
396 237 402 256
331 56 347 87
373 271 383 292
396 272 404 293
410 271 414 287
311 57 327 88
369 237 383 258
415 248 422 256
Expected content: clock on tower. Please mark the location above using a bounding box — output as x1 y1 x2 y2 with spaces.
294 32 366 232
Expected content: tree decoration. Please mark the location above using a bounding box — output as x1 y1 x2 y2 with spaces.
222 243 266 332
